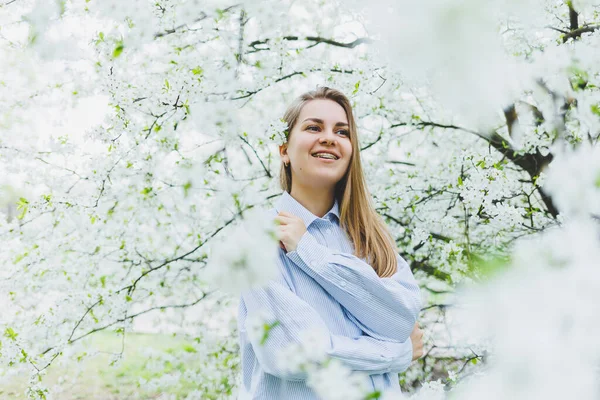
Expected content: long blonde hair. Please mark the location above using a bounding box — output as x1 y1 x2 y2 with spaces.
280 87 398 278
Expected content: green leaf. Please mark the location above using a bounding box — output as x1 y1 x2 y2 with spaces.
4 327 18 341
457 176 464 186
183 344 197 353
57 0 67 16
112 41 124 58
89 309 98 323
183 181 192 197
260 321 281 345
13 252 28 264
353 81 360 95
364 391 382 399
19 348 28 363
16 197 29 220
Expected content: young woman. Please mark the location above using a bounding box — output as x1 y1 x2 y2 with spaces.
237 87 423 399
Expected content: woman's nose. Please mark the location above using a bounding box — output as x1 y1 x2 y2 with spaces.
320 129 337 144
319 136 334 145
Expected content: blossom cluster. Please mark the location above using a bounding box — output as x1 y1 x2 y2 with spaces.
0 0 599 398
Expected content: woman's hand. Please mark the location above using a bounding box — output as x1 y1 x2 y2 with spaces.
274 211 307 253
410 322 424 361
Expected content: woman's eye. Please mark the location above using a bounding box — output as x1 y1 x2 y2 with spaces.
305 125 348 136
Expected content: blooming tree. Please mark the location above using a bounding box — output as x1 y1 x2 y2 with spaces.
0 0 599 399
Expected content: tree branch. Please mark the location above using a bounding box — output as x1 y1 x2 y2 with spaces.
154 13 208 38
390 121 485 139
568 2 579 31
390 118 559 218
503 104 518 138
486 131 557 217
235 8 247 76
231 67 355 101
421 303 452 312
360 131 383 151
411 259 452 282
248 36 372 53
153 5 241 39
562 24 600 42
120 200 260 299
69 293 213 344
238 134 272 178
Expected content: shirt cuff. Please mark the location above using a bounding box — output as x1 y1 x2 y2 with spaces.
391 337 413 372
286 231 331 270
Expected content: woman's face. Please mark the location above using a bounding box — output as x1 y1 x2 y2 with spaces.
280 99 353 190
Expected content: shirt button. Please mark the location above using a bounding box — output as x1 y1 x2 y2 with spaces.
340 281 346 288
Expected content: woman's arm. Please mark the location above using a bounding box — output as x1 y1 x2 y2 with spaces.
240 275 414 381
285 231 422 344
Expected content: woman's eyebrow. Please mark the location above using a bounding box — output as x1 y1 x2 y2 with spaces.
302 118 349 127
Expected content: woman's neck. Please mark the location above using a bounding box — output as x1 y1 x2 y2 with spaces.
290 184 336 218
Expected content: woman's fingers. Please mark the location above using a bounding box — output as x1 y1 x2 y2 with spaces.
274 214 294 225
278 211 296 217
274 216 287 224
409 322 425 361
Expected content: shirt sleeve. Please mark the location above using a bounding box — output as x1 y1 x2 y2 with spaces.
239 277 413 381
285 231 422 343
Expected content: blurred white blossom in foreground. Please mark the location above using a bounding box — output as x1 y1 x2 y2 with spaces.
428 145 600 400
205 208 279 296
544 144 600 218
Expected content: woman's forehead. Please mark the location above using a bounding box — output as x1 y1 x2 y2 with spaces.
299 99 348 124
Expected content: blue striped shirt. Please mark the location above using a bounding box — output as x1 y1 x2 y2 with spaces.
237 191 422 399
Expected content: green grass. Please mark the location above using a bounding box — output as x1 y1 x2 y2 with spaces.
1 331 204 399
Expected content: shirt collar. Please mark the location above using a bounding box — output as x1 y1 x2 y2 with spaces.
274 191 340 228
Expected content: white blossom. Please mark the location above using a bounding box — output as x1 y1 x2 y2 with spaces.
1 0 600 397
204 208 279 296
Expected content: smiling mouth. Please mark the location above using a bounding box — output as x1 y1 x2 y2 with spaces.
312 153 339 160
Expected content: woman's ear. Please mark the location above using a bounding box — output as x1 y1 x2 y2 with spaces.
279 143 288 163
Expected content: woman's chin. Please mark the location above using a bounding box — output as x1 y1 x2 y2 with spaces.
305 172 343 187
